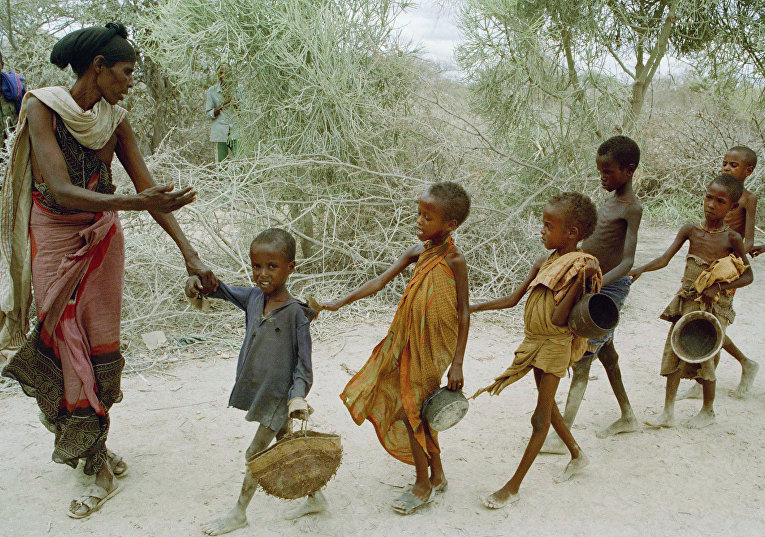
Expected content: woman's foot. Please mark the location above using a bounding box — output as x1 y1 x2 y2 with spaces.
284 491 328 520
201 509 247 536
68 482 121 519
482 489 519 509
107 450 128 478
554 452 589 483
391 486 435 515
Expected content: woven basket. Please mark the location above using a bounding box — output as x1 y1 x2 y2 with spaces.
246 430 342 499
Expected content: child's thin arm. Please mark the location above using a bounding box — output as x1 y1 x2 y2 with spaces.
743 194 758 254
551 259 599 326
470 255 546 313
445 252 469 391
288 321 313 419
322 244 420 310
602 204 642 286
629 225 692 281
185 275 250 311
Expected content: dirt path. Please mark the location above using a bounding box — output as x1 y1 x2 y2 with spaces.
1 227 764 537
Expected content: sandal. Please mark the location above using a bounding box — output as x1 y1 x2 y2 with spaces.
68 483 122 519
107 450 128 478
391 487 436 515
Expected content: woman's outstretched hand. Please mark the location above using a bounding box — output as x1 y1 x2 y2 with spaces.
138 184 197 213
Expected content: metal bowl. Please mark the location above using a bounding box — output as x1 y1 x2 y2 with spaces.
421 387 469 432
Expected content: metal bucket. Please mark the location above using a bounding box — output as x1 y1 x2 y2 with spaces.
421 387 469 432
568 292 619 339
670 311 724 364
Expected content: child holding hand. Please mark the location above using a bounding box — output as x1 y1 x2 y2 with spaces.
320 182 471 515
472 192 600 509
187 228 325 536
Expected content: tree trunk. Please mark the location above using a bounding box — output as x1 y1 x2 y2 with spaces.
6 0 15 50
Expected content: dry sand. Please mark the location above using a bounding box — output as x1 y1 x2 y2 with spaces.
1 227 764 537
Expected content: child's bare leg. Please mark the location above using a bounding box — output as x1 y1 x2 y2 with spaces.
541 354 594 454
596 342 639 437
684 380 716 429
548 378 589 482
202 425 277 536
427 445 447 490
484 370 559 509
723 335 759 398
645 372 681 428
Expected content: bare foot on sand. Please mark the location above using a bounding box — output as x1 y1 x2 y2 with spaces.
540 433 567 455
284 491 328 520
482 489 519 509
201 510 247 536
682 408 715 429
596 415 639 438
644 411 675 429
677 382 703 400
554 453 589 483
730 360 759 399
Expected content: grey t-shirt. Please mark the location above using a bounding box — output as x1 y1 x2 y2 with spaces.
210 282 313 430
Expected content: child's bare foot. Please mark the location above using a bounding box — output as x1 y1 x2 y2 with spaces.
730 360 759 399
540 433 568 455
482 489 519 509
677 382 703 400
201 510 247 536
284 491 328 520
553 452 589 483
682 408 715 429
596 415 639 438
644 411 675 429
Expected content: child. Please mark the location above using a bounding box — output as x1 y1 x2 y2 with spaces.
681 146 759 399
319 182 470 515
472 192 600 509
630 175 753 429
187 229 325 536
543 136 642 455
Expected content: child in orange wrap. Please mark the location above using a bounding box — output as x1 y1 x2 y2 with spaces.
319 182 471 515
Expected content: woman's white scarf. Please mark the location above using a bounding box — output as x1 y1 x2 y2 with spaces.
0 86 125 351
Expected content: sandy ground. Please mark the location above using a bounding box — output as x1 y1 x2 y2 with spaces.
1 227 764 537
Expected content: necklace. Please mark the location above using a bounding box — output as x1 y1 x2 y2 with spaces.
699 221 728 234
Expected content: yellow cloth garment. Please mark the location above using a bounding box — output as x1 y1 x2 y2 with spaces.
474 251 601 398
0 87 126 350
692 253 748 303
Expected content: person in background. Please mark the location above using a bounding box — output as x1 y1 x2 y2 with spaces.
206 64 239 162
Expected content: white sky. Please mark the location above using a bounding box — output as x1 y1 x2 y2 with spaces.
395 1 462 74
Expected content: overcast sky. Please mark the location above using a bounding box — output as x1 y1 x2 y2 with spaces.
395 1 462 73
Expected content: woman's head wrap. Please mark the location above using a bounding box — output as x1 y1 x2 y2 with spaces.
50 22 136 77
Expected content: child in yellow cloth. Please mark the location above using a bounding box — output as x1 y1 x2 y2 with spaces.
630 175 752 429
319 182 471 515
471 192 601 509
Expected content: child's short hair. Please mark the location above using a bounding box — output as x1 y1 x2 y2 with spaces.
728 145 758 168
427 182 471 227
251 228 297 261
547 192 598 240
710 174 744 203
597 136 640 169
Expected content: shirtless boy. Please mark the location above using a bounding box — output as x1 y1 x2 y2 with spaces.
544 136 641 453
630 175 753 428
681 146 759 399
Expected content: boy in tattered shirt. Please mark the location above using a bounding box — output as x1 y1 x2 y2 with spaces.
186 228 325 536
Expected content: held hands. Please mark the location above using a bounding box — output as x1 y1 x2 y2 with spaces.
628 268 643 282
185 275 203 298
186 256 218 293
321 300 344 312
138 184 196 213
446 363 464 391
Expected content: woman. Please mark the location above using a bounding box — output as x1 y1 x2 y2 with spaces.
0 22 217 518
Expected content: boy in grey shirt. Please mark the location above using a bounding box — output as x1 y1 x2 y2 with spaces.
186 228 325 535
